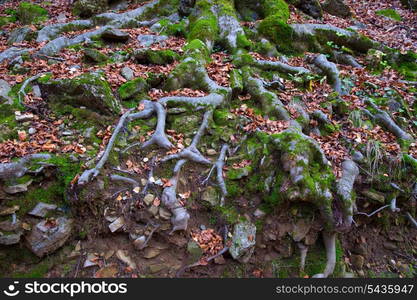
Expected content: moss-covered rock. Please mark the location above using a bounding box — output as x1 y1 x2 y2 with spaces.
118 77 149 100
133 49 179 65
83 48 109 63
16 2 48 25
38 72 121 115
72 0 108 18
376 9 401 21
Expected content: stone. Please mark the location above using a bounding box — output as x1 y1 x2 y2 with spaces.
201 186 219 206
118 77 149 100
4 179 33 194
0 205 19 216
148 205 159 216
229 221 256 263
108 216 125 233
101 28 129 42
120 67 134 81
73 0 108 17
38 72 121 115
83 48 108 63
143 194 155 206
206 149 217 156
187 241 203 261
28 202 57 218
83 253 100 268
322 0 352 18
0 79 12 104
0 232 23 245
25 217 73 257
143 248 160 259
116 249 137 269
350 254 364 269
253 208 266 218
0 219 21 232
133 235 146 250
149 264 166 274
7 26 34 45
137 34 168 48
159 207 172 220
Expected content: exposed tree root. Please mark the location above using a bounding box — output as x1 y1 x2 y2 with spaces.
337 160 359 227
18 73 45 105
161 110 212 165
0 154 51 180
214 144 229 206
406 212 417 228
140 102 173 150
249 58 311 75
161 159 190 234
312 232 336 278
309 54 345 95
332 51 363 68
109 174 139 188
297 242 308 272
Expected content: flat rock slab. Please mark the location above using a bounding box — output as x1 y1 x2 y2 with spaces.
137 34 168 47
25 217 73 257
28 202 57 218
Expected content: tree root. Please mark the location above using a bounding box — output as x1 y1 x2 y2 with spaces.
161 159 190 234
406 212 417 228
18 73 45 105
336 160 359 227
78 109 133 185
215 1 246 52
249 58 311 75
0 154 51 180
109 174 139 188
310 54 345 95
332 51 363 68
364 100 413 142
297 243 309 272
140 102 173 150
312 231 336 278
214 144 229 206
161 110 212 165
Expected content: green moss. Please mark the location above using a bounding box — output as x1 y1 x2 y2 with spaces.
183 39 210 62
188 0 219 45
135 49 179 65
376 9 402 21
262 0 290 21
83 48 108 64
118 77 149 100
258 17 297 54
16 2 48 25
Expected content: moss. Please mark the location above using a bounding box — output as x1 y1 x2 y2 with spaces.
135 49 179 65
188 0 219 45
376 9 402 21
16 2 48 25
258 17 297 55
118 77 149 100
83 48 108 64
183 39 210 62
236 33 252 50
262 0 290 21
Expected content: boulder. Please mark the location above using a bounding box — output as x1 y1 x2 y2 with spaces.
291 0 323 19
120 66 134 80
201 186 219 206
229 221 256 263
39 72 121 115
101 28 129 42
322 0 352 18
25 217 73 257
73 0 108 18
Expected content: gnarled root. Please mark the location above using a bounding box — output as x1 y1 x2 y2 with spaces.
337 160 359 227
161 110 212 164
161 159 190 234
0 154 51 180
215 144 229 206
140 102 173 150
310 54 345 95
312 231 336 278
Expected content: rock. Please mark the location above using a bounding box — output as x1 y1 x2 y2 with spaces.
0 232 23 245
383 241 398 251
116 250 137 269
291 219 311 242
322 0 352 18
132 48 179 65
83 48 108 63
148 205 159 216
25 217 73 257
32 85 42 98
253 208 266 218
38 72 121 115
361 190 385 204
101 28 129 42
28 202 57 218
229 221 256 263
206 149 217 156
0 47 32 64
201 186 219 206
143 194 155 206
143 248 160 259
133 235 146 250
62 130 73 136
118 77 149 100
227 165 251 180
120 67 134 80
84 253 100 268
108 216 125 233
293 0 323 19
7 26 34 45
0 205 19 216
0 79 12 104
0 219 21 231
159 207 172 220
351 254 364 269
137 34 168 48
4 179 32 194
73 0 108 17
187 241 203 261
15 111 34 122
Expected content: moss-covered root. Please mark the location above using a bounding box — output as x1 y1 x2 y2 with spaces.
332 51 363 68
243 73 291 121
310 54 345 95
236 55 311 75
78 108 134 185
215 1 248 52
336 160 359 227
161 110 212 164
364 99 414 142
0 154 51 180
312 231 337 278
161 159 190 234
